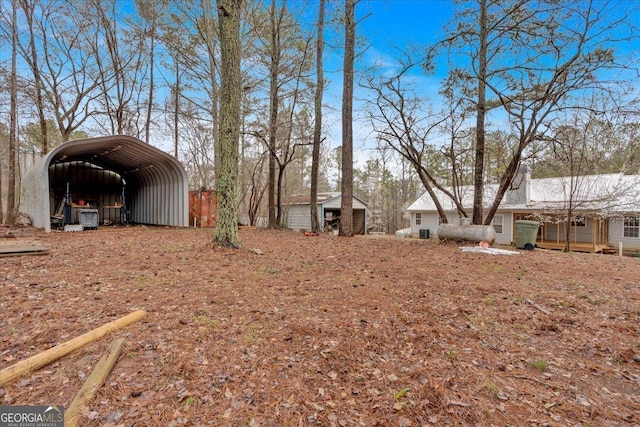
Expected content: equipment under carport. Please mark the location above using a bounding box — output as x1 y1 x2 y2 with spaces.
78 208 99 229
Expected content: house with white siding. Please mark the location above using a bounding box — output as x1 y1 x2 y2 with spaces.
286 192 368 234
406 167 640 253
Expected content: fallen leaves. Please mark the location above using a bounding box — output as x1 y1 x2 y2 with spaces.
0 227 639 426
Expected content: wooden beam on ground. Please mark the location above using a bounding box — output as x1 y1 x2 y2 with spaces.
64 338 125 427
0 310 146 386
0 239 49 257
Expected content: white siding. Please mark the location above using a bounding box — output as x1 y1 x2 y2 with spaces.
286 205 314 231
409 210 516 245
410 212 440 238
496 213 515 245
608 217 640 251
491 214 513 245
323 195 367 209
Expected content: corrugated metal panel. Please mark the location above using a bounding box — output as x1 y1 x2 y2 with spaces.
20 135 189 232
189 190 217 227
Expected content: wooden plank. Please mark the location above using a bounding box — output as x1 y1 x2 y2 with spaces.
0 310 147 386
0 239 49 257
65 338 125 427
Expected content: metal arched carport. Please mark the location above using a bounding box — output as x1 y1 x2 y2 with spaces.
20 135 189 232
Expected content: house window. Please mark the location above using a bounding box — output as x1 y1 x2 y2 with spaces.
623 216 640 238
415 212 422 226
571 215 586 227
492 214 503 234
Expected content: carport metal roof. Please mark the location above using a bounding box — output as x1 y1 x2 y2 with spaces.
21 135 189 232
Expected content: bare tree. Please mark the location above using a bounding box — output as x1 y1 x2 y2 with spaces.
159 0 222 172
179 114 216 189
441 0 639 225
362 62 456 224
16 0 49 154
250 0 315 228
310 0 325 233
135 0 165 143
214 0 241 248
266 0 280 228
87 0 147 136
244 150 268 226
537 104 640 251
5 0 18 224
39 2 102 141
339 0 355 237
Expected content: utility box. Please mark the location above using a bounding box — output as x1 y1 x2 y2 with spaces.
419 229 430 239
79 209 99 229
515 220 539 250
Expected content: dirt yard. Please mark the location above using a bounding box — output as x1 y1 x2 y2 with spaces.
1 226 639 426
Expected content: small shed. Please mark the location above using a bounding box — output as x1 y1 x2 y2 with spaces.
189 189 217 227
20 135 189 232
286 192 368 234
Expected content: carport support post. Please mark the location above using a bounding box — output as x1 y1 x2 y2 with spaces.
64 181 71 225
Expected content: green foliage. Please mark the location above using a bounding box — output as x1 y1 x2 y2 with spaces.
527 359 548 371
393 387 411 400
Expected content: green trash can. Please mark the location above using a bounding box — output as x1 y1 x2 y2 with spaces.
514 220 540 250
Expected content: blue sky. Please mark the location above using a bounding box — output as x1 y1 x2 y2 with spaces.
321 0 456 166
319 0 640 169
357 0 453 48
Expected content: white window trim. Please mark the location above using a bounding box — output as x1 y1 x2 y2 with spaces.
492 214 503 234
415 212 422 226
571 215 586 227
623 215 640 238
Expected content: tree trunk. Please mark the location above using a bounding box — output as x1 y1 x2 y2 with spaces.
340 0 355 237
204 0 220 184
20 0 48 154
472 0 487 225
173 61 180 158
310 0 325 233
564 203 572 252
214 0 241 248
267 1 279 229
145 17 155 144
276 165 285 227
6 0 19 225
483 145 525 225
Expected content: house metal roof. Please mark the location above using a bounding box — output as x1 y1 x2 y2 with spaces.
288 192 368 206
407 173 640 216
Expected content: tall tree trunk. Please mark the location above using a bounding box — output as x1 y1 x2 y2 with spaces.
145 18 155 144
6 0 18 225
472 0 487 225
214 0 241 248
267 1 280 229
565 202 573 252
276 165 285 226
340 0 355 237
20 0 48 154
310 0 325 233
173 61 180 158
203 0 220 184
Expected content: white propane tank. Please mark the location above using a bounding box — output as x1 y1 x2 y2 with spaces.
437 223 496 244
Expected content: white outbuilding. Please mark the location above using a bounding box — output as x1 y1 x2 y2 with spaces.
286 192 368 234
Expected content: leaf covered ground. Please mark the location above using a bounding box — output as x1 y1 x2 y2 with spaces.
1 226 639 426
